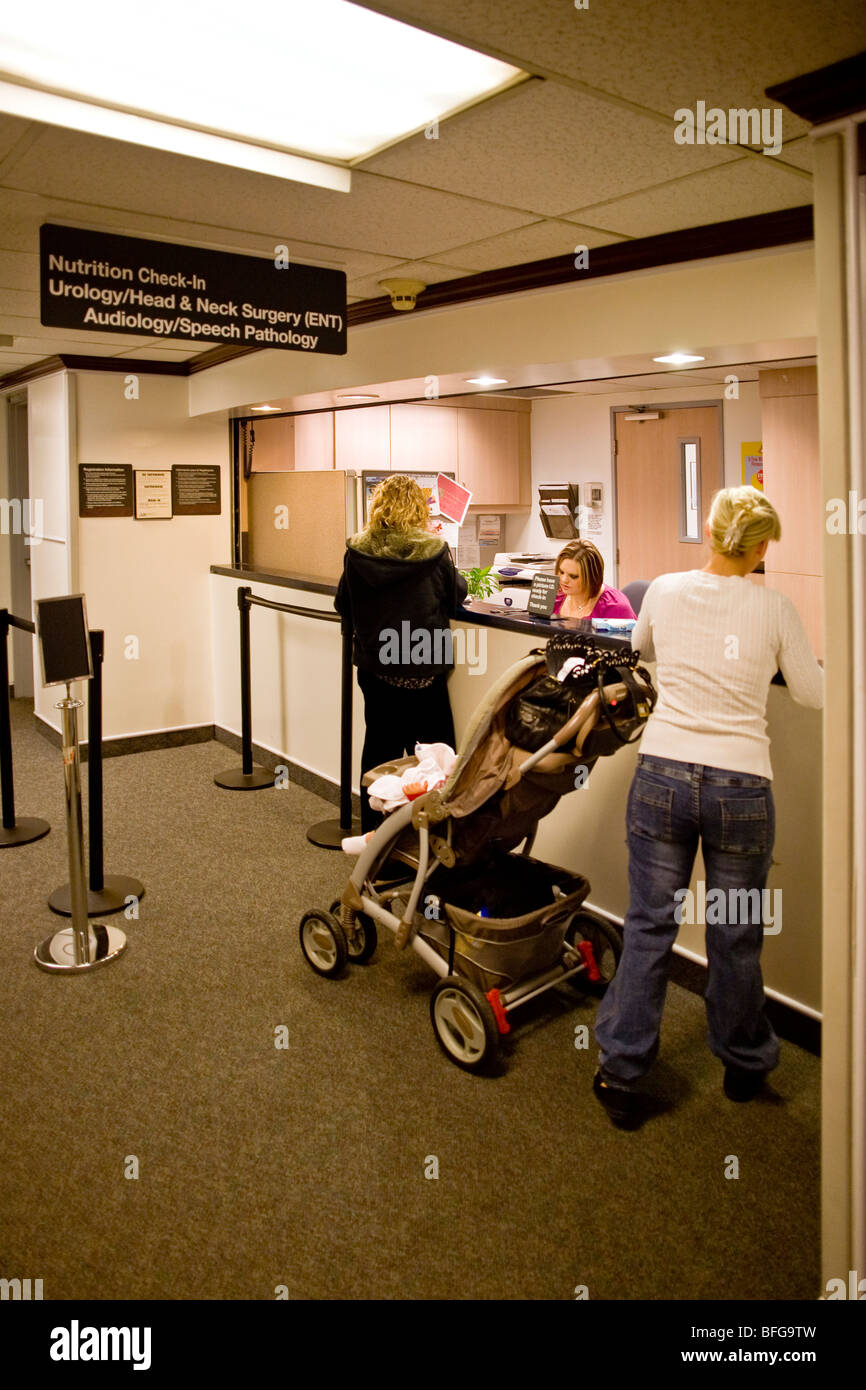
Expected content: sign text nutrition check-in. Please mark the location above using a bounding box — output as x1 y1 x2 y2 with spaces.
40 223 346 354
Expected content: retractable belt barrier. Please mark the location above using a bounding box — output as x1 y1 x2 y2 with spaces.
47 629 145 917
214 585 360 849
0 608 51 848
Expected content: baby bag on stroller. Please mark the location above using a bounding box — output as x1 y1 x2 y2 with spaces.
505 634 656 756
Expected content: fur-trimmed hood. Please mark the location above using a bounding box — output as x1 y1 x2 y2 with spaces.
347 527 446 563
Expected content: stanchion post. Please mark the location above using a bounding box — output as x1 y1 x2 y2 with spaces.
307 617 360 849
88 628 105 892
47 629 145 916
0 609 14 830
36 686 126 972
339 625 354 832
239 586 254 777
214 586 274 790
0 608 50 848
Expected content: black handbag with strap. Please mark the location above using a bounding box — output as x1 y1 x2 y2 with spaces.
505 635 656 754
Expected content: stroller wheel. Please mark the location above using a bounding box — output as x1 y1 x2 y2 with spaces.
565 911 623 993
299 909 348 978
330 900 378 964
430 976 499 1073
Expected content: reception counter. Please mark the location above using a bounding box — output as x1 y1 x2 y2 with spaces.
210 565 822 1018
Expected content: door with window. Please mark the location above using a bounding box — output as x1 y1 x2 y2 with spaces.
614 404 723 590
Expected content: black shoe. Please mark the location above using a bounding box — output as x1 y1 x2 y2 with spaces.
593 1070 644 1130
723 1065 768 1102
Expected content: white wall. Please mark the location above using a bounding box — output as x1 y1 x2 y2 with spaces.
210 574 363 786
28 372 77 729
506 380 763 576
76 372 230 738
188 247 815 417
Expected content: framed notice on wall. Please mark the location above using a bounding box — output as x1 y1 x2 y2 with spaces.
79 464 134 518
172 466 221 516
134 469 172 519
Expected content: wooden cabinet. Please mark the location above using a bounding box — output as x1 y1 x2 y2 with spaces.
250 400 531 508
294 411 334 471
390 404 458 474
333 406 390 472
456 407 528 508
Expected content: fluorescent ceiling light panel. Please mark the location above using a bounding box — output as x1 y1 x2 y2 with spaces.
466 376 509 386
0 81 349 190
0 0 524 171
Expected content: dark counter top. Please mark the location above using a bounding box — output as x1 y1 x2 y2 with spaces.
210 564 338 595
211 568 635 649
455 600 634 650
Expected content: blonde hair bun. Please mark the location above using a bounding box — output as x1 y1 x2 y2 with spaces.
707 486 781 557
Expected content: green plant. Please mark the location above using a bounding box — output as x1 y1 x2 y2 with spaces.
461 565 499 600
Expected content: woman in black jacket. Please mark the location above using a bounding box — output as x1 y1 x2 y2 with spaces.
335 474 468 831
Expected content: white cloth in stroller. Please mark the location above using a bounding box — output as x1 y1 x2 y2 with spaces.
367 742 457 814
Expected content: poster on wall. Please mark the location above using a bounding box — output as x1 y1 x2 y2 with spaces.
134 470 173 519
741 441 763 491
79 464 134 518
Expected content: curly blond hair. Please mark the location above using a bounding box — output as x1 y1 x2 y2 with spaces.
367 474 430 533
707 486 781 557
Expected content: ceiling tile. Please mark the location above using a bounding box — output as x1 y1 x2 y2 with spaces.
4 126 533 261
432 218 626 272
779 137 813 173
360 78 743 217
0 114 35 165
0 287 38 316
0 250 39 289
562 156 812 239
356 0 865 137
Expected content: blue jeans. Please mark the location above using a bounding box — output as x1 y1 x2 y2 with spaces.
595 755 779 1085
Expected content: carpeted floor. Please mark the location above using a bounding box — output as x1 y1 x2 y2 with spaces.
0 699 820 1301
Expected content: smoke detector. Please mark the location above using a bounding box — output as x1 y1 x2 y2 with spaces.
379 278 427 312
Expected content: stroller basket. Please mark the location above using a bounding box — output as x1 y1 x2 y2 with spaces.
419 851 590 993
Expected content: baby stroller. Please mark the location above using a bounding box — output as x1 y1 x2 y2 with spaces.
299 634 656 1071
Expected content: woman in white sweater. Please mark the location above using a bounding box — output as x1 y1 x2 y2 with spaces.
593 486 824 1129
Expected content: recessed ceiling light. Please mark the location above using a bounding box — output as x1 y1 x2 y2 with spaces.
336 393 380 402
465 376 509 386
0 1 524 178
652 353 706 365
251 404 281 411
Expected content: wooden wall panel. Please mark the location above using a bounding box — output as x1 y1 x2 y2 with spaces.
762 572 824 660
294 411 334 471
250 415 294 471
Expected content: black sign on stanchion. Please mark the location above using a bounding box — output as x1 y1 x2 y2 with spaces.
47 629 145 918
33 596 127 974
527 572 559 617
41 223 346 354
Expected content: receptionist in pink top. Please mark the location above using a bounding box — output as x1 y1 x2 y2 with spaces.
552 540 636 620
